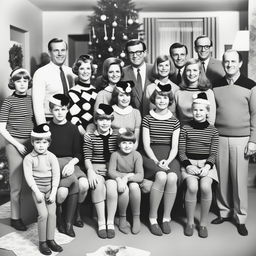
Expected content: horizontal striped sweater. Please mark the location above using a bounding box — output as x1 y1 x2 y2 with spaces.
0 93 34 138
179 120 219 168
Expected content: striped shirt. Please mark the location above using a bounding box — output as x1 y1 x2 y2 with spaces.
142 113 180 145
83 129 118 164
179 120 219 168
0 93 34 138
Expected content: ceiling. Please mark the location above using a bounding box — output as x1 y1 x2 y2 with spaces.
27 0 248 12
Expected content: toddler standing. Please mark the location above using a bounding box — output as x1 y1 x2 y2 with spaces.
23 124 62 255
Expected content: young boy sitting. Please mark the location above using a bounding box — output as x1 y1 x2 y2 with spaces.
48 94 89 237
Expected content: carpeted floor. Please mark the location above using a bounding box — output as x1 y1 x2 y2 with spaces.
1 164 256 256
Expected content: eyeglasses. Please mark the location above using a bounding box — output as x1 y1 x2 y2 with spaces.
196 45 211 51
128 50 144 56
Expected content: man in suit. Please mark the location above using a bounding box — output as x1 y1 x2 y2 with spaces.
212 49 256 236
194 35 225 85
123 39 153 116
169 42 188 86
32 38 75 125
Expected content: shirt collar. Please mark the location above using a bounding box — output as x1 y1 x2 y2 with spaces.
132 62 146 73
149 109 173 120
30 149 48 157
113 104 133 115
94 128 113 136
225 72 240 84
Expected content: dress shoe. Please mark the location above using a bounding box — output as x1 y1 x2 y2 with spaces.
39 241 52 255
65 223 75 237
149 223 163 236
74 218 84 228
97 226 107 239
162 221 171 234
237 224 248 236
46 240 63 252
198 226 208 238
10 219 27 231
211 217 231 224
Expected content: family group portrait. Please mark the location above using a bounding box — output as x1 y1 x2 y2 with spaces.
0 0 256 256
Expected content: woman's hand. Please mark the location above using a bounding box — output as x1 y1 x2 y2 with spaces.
47 192 56 204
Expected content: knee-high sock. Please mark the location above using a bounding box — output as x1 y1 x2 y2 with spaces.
163 191 177 220
185 200 197 225
65 193 78 225
200 198 212 226
149 187 164 219
94 201 105 227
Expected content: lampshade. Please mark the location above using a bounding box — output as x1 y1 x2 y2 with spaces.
232 30 249 51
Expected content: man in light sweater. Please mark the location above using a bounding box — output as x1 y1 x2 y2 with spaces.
212 49 256 236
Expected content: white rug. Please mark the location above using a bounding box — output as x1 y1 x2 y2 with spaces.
0 202 74 256
0 201 11 219
87 245 150 256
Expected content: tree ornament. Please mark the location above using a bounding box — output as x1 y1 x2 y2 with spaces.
114 3 118 8
112 20 117 27
120 51 126 58
108 46 113 52
88 41 92 46
122 34 128 40
100 14 107 21
96 38 99 44
111 28 115 40
98 54 102 58
127 17 133 25
103 24 108 40
135 18 139 24
92 26 96 39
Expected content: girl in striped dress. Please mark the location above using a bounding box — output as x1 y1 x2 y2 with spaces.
83 104 118 239
179 92 219 238
142 84 180 236
0 68 34 231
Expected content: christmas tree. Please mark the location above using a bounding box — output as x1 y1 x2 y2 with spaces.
88 0 143 76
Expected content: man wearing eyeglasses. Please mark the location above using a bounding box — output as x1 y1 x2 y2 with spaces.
123 39 153 116
194 35 225 85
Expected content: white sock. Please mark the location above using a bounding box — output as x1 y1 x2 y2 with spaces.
149 218 157 225
163 218 171 223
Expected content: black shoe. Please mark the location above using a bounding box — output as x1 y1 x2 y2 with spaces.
74 218 84 228
66 223 75 237
39 241 52 255
10 219 27 231
237 224 248 236
46 240 63 252
56 219 66 234
211 217 231 224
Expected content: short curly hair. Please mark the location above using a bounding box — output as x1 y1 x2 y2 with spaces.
72 54 96 76
102 57 124 82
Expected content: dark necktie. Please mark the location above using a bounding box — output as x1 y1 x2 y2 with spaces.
176 69 182 84
202 61 206 72
60 66 69 96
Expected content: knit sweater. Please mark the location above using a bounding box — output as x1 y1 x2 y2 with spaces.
108 150 144 183
179 120 219 168
213 74 256 142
